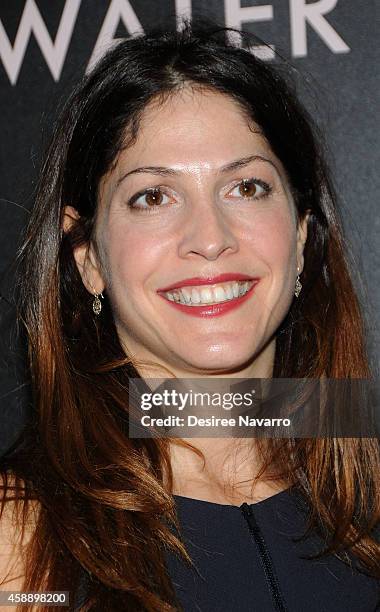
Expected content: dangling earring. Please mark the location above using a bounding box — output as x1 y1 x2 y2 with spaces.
294 266 302 298
89 281 105 315
92 291 104 315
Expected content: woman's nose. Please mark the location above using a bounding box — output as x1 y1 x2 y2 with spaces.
177 197 239 261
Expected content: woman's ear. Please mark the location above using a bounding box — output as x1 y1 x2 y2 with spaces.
296 210 310 273
62 205 80 233
62 205 105 295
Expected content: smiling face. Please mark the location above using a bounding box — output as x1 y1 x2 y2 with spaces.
67 87 308 378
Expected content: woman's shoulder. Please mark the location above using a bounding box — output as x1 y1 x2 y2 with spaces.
0 472 40 592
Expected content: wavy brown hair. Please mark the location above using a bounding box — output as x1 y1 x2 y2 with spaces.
1 19 379 611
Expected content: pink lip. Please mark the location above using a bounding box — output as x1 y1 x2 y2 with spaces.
157 273 257 293
157 280 259 318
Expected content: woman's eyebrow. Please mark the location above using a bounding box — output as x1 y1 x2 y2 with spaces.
116 154 279 187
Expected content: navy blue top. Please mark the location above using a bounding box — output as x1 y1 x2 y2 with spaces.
75 486 380 611
164 487 380 611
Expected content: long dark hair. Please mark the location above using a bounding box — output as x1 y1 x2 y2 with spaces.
1 19 379 611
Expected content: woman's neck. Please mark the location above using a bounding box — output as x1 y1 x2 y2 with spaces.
136 338 279 504
167 437 288 506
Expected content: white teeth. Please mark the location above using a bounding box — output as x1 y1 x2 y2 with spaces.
191 288 201 304
214 286 226 302
200 287 213 303
225 284 234 300
181 288 192 303
162 279 255 306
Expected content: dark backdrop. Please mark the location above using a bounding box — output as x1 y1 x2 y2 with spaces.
0 0 379 454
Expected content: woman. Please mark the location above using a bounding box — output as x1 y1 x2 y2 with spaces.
0 19 379 612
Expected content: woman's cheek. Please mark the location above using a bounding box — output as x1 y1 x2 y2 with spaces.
248 210 297 270
104 228 159 299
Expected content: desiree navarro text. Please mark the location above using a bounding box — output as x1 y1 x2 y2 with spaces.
140 415 291 428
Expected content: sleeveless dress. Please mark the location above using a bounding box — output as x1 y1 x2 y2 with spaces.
74 486 380 611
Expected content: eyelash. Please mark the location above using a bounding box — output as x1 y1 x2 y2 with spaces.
126 177 272 213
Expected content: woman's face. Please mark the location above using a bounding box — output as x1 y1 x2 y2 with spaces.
70 88 308 377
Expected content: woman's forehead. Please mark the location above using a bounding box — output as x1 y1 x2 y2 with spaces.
131 86 261 144
107 91 277 180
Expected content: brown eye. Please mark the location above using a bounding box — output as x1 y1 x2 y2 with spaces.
127 187 172 211
145 189 163 206
227 178 271 201
239 180 258 198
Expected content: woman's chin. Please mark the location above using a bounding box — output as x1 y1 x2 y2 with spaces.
165 333 275 376
173 348 258 375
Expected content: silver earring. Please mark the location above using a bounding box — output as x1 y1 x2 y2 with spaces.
92 292 104 315
294 266 302 298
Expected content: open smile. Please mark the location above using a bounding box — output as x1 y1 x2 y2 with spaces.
157 278 259 317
